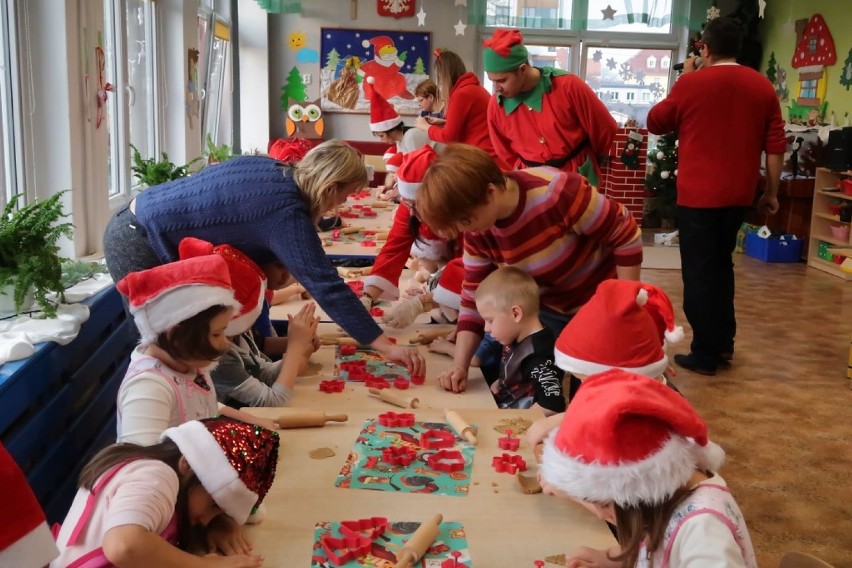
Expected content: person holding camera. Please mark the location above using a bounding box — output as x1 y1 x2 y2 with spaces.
647 16 786 376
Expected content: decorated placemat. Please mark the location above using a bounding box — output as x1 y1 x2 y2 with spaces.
335 346 410 383
310 519 472 567
335 417 475 496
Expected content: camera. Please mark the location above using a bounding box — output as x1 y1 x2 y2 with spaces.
673 57 703 72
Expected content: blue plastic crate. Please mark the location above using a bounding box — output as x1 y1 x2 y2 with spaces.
744 232 802 263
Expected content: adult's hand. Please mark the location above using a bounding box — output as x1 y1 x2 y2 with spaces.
385 344 426 377
415 116 430 131
437 366 468 393
758 193 779 215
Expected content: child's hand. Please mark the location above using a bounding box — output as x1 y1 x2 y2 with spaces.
205 514 253 556
437 366 468 393
565 546 622 568
426 336 454 357
526 414 560 447
287 304 319 348
203 553 264 567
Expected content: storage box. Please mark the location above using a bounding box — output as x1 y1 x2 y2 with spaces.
745 232 802 262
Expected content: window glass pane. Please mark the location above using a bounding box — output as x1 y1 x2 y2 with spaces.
126 0 153 157
203 34 228 145
0 0 14 206
483 0 573 29
584 47 672 127
482 44 571 94
586 0 672 34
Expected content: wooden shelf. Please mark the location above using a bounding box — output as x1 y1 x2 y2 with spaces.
809 168 852 281
812 233 850 247
813 212 847 223
808 256 852 280
818 190 852 201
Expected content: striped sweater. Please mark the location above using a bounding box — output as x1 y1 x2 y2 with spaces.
458 168 643 336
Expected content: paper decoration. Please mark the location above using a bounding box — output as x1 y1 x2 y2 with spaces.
601 4 617 20
282 66 309 104
289 31 306 49
377 0 415 18
706 1 720 21
454 19 466 36
841 48 852 91
606 57 617 70
285 100 324 138
758 0 767 19
592 49 603 62
417 5 426 26
186 48 200 128
95 45 114 129
791 14 837 67
621 131 643 169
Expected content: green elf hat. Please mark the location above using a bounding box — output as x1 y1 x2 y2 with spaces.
483 29 529 73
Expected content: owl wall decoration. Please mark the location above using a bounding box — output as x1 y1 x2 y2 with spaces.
286 100 324 138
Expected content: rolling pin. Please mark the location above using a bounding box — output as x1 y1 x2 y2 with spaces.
393 513 443 568
341 226 363 235
444 409 478 445
369 388 420 409
370 201 390 209
274 410 348 429
374 232 389 241
320 336 358 346
409 329 450 345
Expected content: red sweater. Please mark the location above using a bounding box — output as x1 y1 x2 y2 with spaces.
427 72 507 167
647 64 786 208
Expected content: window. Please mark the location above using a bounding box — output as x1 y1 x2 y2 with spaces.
647 55 656 68
661 56 670 69
610 92 619 100
482 44 570 94
801 79 816 99
201 20 231 147
626 92 635 101
480 0 573 29
103 0 160 198
0 0 19 207
585 0 673 34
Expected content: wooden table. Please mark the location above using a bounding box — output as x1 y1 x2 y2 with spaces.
242 407 616 567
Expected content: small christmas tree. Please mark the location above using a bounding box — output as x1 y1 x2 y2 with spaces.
282 66 308 108
766 51 777 83
324 47 341 72
413 57 426 75
645 133 679 226
841 48 852 91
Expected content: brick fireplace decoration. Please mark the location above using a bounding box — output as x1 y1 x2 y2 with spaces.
598 127 649 227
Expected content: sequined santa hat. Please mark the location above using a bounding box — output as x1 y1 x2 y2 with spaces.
365 79 402 132
397 145 438 201
178 237 268 336
162 417 279 525
116 256 240 344
483 29 529 72
431 258 463 310
541 369 725 507
0 443 58 567
553 280 682 378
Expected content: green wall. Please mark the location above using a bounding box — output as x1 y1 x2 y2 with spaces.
760 0 852 121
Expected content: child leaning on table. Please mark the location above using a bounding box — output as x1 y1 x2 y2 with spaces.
540 369 756 567
456 266 566 416
178 237 320 409
51 417 278 568
115 256 276 446
526 279 684 446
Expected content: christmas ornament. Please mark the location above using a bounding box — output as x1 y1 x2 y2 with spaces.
454 18 466 36
416 3 427 26
601 4 617 20
592 50 603 63
758 0 767 19
656 151 665 160
620 131 643 170
378 0 415 18
706 2 720 21
661 171 670 179
606 58 617 70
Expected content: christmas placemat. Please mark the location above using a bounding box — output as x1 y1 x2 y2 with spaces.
335 418 475 496
336 346 410 383
310 519 472 567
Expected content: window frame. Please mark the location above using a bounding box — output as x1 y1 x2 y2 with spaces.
0 0 23 207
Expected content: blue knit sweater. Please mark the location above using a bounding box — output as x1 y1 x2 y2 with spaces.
134 155 382 344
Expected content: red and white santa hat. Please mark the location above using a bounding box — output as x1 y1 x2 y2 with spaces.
382 143 398 162
0 443 58 567
554 279 682 378
162 417 279 525
365 80 402 132
116 256 240 344
397 145 438 201
362 35 397 58
431 258 464 310
178 237 268 336
541 369 725 508
385 151 403 173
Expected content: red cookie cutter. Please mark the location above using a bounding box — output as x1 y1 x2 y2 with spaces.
320 529 371 565
346 281 364 295
351 203 364 209
440 551 469 568
340 211 359 219
491 453 527 474
319 379 345 393
427 449 465 472
497 429 520 451
362 210 378 218
340 517 388 540
332 229 342 239
365 376 391 389
410 374 425 385
378 411 415 427
363 230 376 236
381 446 417 466
370 306 384 317
420 429 455 449
393 377 410 390
339 344 357 356
361 240 377 247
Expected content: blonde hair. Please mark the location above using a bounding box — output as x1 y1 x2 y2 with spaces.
475 266 539 315
293 139 368 222
434 50 467 102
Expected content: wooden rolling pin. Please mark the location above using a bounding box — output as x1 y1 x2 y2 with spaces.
369 388 419 409
320 336 358 346
409 329 450 345
370 201 390 209
444 409 478 445
393 513 443 568
274 410 348 429
341 226 363 235
374 232 389 241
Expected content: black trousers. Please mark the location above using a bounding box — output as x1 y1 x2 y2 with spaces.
677 205 749 367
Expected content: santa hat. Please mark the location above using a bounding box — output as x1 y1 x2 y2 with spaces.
116 256 241 344
483 29 529 73
365 80 402 132
385 152 403 173
431 258 464 310
541 369 725 508
644 283 684 343
362 35 397 58
268 137 313 163
397 145 438 201
382 143 398 162
178 238 268 336
0 444 58 568
554 280 681 378
162 417 279 525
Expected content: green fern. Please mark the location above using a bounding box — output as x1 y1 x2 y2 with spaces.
205 134 236 163
0 191 74 317
130 144 203 188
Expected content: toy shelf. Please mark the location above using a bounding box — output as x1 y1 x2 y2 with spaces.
808 168 852 280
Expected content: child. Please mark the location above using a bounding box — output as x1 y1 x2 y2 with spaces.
461 266 566 415
51 417 279 567
541 369 756 567
115 256 275 445
414 79 445 122
179 237 319 408
526 279 683 446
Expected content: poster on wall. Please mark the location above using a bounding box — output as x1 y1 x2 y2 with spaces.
320 27 431 115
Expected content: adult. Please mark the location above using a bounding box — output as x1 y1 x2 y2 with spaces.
647 16 784 376
417 144 643 393
103 140 424 375
483 29 616 186
414 79 444 121
414 49 506 168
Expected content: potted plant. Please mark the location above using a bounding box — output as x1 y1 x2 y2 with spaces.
205 134 237 164
0 192 74 318
130 144 202 188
